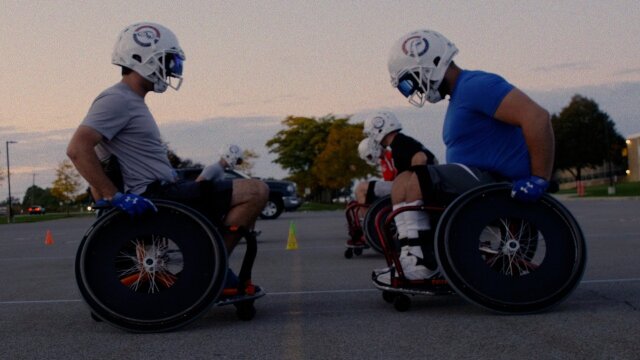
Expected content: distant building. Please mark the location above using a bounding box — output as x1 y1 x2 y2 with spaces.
626 133 640 182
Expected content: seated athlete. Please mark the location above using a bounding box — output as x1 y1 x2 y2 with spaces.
196 144 244 182
355 111 438 206
66 22 268 294
374 29 553 287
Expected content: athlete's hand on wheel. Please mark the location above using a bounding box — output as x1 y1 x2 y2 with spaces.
511 176 549 202
109 192 158 217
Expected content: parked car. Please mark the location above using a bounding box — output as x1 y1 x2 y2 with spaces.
28 205 46 215
175 168 302 220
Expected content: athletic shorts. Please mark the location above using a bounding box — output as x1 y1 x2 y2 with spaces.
142 179 233 225
416 163 498 205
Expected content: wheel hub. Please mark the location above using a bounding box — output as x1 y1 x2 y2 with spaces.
502 239 520 255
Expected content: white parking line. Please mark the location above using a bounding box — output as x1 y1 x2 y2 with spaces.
1 277 638 306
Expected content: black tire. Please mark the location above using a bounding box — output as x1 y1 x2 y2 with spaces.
363 196 392 254
344 248 353 259
435 183 587 314
260 195 284 220
382 291 397 304
235 301 256 321
75 200 228 333
393 294 411 312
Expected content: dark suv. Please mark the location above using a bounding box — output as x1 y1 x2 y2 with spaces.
176 168 302 220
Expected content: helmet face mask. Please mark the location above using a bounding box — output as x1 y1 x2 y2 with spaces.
112 22 186 93
358 138 380 166
388 30 458 107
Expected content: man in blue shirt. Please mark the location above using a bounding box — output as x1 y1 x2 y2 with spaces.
374 29 553 286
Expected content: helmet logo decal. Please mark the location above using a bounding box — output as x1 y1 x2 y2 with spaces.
229 145 240 154
133 25 161 47
402 36 429 57
372 117 385 130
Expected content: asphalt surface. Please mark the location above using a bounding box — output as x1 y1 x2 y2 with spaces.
1 197 639 359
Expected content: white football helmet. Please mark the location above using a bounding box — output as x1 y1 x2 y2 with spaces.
388 29 458 106
358 138 380 166
221 144 243 169
362 111 402 145
112 22 186 93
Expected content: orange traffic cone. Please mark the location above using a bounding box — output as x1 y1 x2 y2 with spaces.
44 230 54 245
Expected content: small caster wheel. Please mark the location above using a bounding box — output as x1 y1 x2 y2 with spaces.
344 248 353 259
235 301 256 321
90 312 102 322
354 247 363 256
382 291 397 304
393 294 411 312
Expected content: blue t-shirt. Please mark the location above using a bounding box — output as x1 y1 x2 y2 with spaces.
443 70 530 180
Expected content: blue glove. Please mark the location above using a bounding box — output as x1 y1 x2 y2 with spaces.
109 192 158 217
511 176 549 202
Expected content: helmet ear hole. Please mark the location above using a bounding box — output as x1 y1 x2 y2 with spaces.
132 54 142 63
433 56 441 66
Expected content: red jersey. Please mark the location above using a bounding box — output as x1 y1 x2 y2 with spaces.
380 148 397 181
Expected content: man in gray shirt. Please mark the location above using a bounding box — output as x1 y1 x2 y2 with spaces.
67 22 268 290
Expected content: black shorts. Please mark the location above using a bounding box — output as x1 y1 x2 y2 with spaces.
143 180 233 225
415 164 498 205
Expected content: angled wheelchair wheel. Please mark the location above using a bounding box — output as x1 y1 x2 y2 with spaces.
76 200 228 332
363 196 393 254
435 183 586 314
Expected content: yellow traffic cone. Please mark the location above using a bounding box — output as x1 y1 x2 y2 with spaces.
286 221 298 250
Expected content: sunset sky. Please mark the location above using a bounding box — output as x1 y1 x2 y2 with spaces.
1 0 639 200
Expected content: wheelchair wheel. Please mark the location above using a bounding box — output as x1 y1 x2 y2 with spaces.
435 183 586 314
76 200 228 332
363 196 393 254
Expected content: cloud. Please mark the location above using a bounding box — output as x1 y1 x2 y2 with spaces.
613 67 640 76
528 81 640 137
532 62 591 72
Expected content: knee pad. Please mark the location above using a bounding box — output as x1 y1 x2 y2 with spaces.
404 200 430 238
392 203 408 239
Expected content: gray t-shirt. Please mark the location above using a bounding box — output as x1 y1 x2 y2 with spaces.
82 82 176 194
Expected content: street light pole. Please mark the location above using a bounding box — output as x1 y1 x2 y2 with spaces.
6 141 17 223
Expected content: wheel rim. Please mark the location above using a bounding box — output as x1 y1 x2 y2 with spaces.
436 184 586 314
262 201 277 217
76 200 227 332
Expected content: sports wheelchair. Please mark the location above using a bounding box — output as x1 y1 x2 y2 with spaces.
76 162 261 332
374 183 587 314
343 196 392 258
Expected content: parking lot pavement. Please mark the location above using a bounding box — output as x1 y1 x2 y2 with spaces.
1 200 640 359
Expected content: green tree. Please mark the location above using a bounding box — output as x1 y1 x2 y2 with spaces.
312 122 375 191
552 94 626 182
267 115 372 201
22 185 59 210
267 115 337 198
51 159 83 214
236 148 259 176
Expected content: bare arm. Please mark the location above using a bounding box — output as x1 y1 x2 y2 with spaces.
66 125 119 200
410 151 428 166
494 88 554 180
